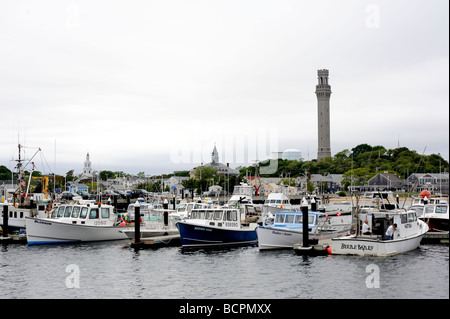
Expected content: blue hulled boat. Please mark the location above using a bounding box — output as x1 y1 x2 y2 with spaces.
176 208 258 248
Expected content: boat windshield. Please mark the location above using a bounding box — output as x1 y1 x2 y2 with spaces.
435 205 448 214
275 213 315 225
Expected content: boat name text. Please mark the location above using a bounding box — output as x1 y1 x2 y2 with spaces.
341 243 374 251
272 230 292 236
194 227 212 232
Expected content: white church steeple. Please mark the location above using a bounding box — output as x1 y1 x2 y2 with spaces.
83 152 92 177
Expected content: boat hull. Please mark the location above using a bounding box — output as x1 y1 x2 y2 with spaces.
176 221 258 248
257 226 348 250
25 217 128 245
121 228 179 240
330 233 426 257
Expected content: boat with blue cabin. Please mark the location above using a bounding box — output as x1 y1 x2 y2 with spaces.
176 208 259 248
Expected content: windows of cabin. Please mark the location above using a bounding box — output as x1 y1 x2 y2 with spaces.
89 208 99 219
64 206 73 218
80 207 88 219
101 207 110 219
71 206 80 218
435 205 448 214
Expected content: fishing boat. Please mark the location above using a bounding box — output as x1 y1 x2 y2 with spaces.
330 208 428 256
417 202 449 232
263 192 292 214
409 202 449 244
257 210 349 250
121 209 179 240
176 207 259 248
25 201 128 245
226 183 254 206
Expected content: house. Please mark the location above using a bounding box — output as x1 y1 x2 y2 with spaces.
67 182 89 193
407 173 449 194
368 172 403 190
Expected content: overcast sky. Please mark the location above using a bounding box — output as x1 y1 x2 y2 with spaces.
0 0 448 176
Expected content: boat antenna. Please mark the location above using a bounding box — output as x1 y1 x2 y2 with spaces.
402 146 427 209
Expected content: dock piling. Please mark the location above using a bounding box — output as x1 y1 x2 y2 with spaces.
134 204 141 245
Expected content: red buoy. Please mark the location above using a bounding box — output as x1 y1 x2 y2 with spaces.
420 190 431 198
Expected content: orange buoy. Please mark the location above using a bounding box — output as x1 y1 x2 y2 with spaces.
420 190 431 198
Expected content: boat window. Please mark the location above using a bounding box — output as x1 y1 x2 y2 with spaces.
309 215 315 224
64 206 73 218
50 208 58 218
57 206 65 217
285 215 294 223
424 206 434 215
80 207 88 219
198 210 206 220
408 213 416 222
89 208 99 219
101 208 110 219
400 214 408 224
225 210 237 221
294 215 302 224
209 210 217 220
436 205 448 214
275 214 285 223
213 210 223 221
71 206 80 218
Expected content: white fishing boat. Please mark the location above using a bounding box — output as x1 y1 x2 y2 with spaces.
263 192 292 214
25 201 128 245
330 208 428 256
121 209 179 240
169 201 212 222
417 202 449 232
226 183 254 206
257 210 349 250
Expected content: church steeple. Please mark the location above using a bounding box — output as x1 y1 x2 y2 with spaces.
83 152 92 176
211 144 219 164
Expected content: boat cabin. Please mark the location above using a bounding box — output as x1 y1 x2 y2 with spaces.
360 191 399 210
50 203 116 226
358 210 421 240
188 208 242 229
272 211 325 232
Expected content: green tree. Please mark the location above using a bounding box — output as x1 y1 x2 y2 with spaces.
0 165 12 180
99 170 116 181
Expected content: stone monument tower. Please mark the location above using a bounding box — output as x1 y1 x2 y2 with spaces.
316 69 332 161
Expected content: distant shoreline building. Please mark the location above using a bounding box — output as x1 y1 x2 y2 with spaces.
77 153 93 181
316 69 332 161
190 144 239 178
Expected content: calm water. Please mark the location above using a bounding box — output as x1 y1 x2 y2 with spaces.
0 240 448 300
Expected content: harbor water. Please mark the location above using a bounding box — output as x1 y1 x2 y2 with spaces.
1 241 448 300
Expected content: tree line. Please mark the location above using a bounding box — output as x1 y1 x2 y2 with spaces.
2 144 448 193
